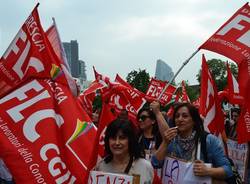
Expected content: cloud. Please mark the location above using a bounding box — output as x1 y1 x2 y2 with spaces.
105 11 225 42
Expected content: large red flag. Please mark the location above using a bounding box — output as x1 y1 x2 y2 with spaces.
0 79 96 183
0 5 66 98
199 3 250 66
199 55 224 134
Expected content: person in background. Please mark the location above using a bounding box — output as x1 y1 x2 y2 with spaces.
92 108 101 127
137 105 162 160
95 119 154 183
152 102 233 182
225 107 240 139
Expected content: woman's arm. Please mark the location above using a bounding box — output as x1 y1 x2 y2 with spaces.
150 101 169 138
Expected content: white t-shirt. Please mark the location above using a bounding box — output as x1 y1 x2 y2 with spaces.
96 158 154 184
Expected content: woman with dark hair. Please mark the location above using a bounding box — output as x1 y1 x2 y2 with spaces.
137 104 162 160
96 118 154 183
151 103 233 181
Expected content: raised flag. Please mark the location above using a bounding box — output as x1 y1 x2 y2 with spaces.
226 63 244 104
0 5 66 98
46 20 78 96
199 3 250 66
199 55 224 134
181 80 190 102
145 78 176 105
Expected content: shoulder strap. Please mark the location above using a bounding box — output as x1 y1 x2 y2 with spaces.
124 157 133 174
200 132 209 162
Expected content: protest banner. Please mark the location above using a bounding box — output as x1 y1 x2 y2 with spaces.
88 171 138 184
162 156 212 184
226 138 249 181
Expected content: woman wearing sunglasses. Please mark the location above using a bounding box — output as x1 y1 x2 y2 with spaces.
137 101 167 160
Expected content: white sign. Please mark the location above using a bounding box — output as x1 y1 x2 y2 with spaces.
162 157 212 184
88 171 134 184
227 138 249 181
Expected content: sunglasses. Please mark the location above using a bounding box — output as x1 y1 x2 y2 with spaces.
138 115 150 122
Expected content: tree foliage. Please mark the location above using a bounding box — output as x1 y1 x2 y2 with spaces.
126 69 150 93
196 59 238 91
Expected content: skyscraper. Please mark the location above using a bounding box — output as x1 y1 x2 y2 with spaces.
63 40 81 78
155 59 174 82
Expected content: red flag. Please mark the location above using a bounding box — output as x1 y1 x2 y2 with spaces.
88 97 117 167
0 79 96 183
181 80 190 102
226 63 244 104
199 55 224 134
46 20 78 96
199 3 250 66
145 78 176 105
0 5 66 98
237 80 250 143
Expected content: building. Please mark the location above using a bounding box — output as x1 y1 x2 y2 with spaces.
79 60 87 81
63 40 84 78
155 59 174 82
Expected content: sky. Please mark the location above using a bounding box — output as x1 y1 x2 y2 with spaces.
0 0 248 85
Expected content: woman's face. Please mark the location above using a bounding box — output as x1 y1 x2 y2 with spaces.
174 106 194 135
109 130 129 158
138 111 154 131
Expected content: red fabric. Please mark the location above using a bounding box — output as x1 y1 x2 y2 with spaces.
46 23 78 96
153 171 163 184
0 79 97 183
181 80 190 102
0 5 66 98
226 63 244 104
199 55 224 134
199 3 250 66
145 78 176 105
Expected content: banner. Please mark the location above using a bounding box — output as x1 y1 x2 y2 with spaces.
0 79 96 183
226 139 249 181
199 3 250 66
88 171 136 184
145 78 176 105
162 157 212 184
0 5 66 98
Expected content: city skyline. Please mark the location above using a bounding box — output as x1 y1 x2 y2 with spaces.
0 0 247 84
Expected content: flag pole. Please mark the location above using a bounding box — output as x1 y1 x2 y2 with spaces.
158 49 200 100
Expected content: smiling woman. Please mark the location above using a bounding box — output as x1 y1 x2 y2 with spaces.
95 119 155 184
151 102 235 182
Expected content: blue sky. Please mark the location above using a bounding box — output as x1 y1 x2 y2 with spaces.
0 0 248 84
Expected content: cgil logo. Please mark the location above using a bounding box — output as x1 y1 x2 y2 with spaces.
0 79 76 183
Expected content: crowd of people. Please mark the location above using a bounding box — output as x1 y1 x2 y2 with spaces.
0 100 247 184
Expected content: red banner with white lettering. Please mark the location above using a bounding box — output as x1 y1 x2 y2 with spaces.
199 55 224 134
199 3 250 66
145 78 176 105
0 79 96 183
46 21 78 97
0 5 66 98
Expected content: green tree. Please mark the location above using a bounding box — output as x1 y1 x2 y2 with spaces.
126 69 150 93
196 59 238 91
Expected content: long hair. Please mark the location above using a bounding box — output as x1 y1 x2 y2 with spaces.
173 103 205 143
137 106 162 149
104 119 142 163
